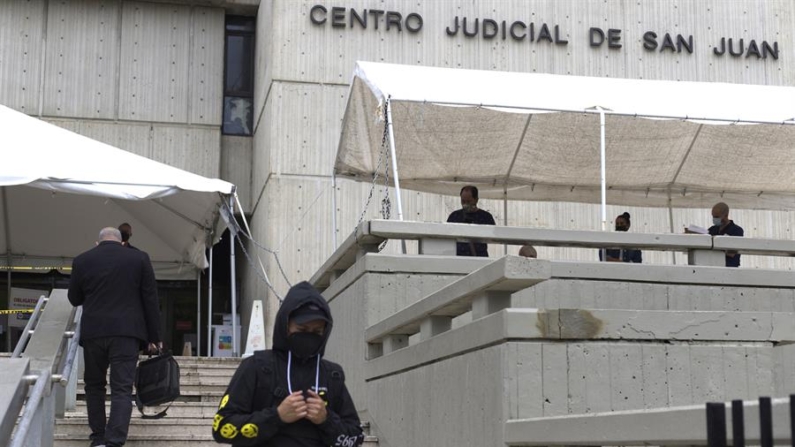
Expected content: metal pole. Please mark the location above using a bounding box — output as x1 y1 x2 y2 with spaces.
207 246 213 357
598 107 607 232
385 99 407 254
760 396 773 447
196 270 200 357
331 172 338 249
668 193 677 265
229 198 238 356
5 265 10 353
732 399 745 447
503 187 509 255
706 402 727 447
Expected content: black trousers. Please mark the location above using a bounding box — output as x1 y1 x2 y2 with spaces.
83 336 139 447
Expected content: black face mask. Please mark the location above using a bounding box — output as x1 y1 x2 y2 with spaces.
615 225 628 232
287 332 324 359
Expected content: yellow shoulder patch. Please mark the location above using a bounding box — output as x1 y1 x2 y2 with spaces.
241 423 259 438
220 423 238 439
219 394 230 409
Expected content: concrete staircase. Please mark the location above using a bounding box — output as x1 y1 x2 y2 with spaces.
53 356 377 446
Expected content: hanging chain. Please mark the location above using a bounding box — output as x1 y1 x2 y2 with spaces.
354 100 392 247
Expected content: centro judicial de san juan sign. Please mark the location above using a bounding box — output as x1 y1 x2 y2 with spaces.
309 4 781 60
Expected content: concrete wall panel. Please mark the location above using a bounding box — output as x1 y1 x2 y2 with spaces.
0 1 45 114
254 0 273 131
119 2 191 122
189 7 224 125
152 125 220 177
221 135 253 211
42 118 150 157
269 0 793 86
265 82 348 177
43 0 120 119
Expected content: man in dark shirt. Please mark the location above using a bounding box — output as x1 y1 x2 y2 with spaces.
118 222 139 250
708 202 744 267
446 185 496 256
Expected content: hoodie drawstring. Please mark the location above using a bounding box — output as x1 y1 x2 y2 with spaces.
287 351 321 395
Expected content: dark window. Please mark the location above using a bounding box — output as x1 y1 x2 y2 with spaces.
223 16 255 136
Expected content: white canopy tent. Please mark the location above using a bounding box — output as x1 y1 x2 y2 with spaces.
334 61 795 233
0 104 241 355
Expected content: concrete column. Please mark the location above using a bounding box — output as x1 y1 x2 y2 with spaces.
418 238 456 256
382 335 409 354
420 316 452 341
367 342 383 360
356 244 379 260
471 291 511 320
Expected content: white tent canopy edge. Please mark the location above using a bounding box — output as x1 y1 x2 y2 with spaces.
334 61 795 231
0 104 242 355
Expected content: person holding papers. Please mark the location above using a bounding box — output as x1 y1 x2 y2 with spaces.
708 202 744 267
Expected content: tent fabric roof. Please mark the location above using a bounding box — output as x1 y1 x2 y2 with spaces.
335 61 795 209
0 105 235 279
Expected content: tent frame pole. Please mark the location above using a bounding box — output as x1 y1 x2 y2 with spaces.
331 172 338 249
3 187 13 352
195 270 200 357
598 107 607 232
207 245 213 357
229 197 239 357
385 98 407 254
503 187 509 255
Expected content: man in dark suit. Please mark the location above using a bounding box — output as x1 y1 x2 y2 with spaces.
68 227 162 447
118 222 138 250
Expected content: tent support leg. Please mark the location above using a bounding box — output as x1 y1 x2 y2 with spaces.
599 108 607 232
5 266 10 353
196 271 201 357
331 172 338 249
385 98 407 254
503 187 509 255
668 193 677 265
229 198 239 357
207 246 213 357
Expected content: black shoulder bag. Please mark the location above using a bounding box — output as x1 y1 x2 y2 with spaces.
134 350 181 419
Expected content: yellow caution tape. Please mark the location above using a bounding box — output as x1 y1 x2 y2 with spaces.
0 266 71 271
0 309 35 315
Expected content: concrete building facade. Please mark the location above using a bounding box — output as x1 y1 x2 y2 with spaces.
1 0 794 349
251 0 795 343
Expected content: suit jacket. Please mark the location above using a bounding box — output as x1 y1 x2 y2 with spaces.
68 240 160 345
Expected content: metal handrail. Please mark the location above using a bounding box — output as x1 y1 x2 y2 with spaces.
4 292 82 447
11 296 48 358
8 369 51 447
55 306 82 385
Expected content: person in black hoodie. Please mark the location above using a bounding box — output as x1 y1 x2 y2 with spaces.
212 281 364 447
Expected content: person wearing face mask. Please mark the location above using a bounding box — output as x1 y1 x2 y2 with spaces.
446 185 496 256
212 282 364 447
707 202 744 267
599 212 643 263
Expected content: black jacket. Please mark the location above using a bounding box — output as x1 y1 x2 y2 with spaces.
67 240 160 345
212 282 364 447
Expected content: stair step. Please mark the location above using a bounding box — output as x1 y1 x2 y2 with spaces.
69 401 221 418
76 378 230 394
56 418 209 436
54 433 378 447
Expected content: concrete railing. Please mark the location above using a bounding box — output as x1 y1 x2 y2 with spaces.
364 256 795 382
315 222 795 446
504 397 793 446
312 220 795 290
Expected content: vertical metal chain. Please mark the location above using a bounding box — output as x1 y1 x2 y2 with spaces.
354 101 391 246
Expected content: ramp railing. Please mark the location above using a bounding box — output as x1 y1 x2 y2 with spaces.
0 289 81 447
